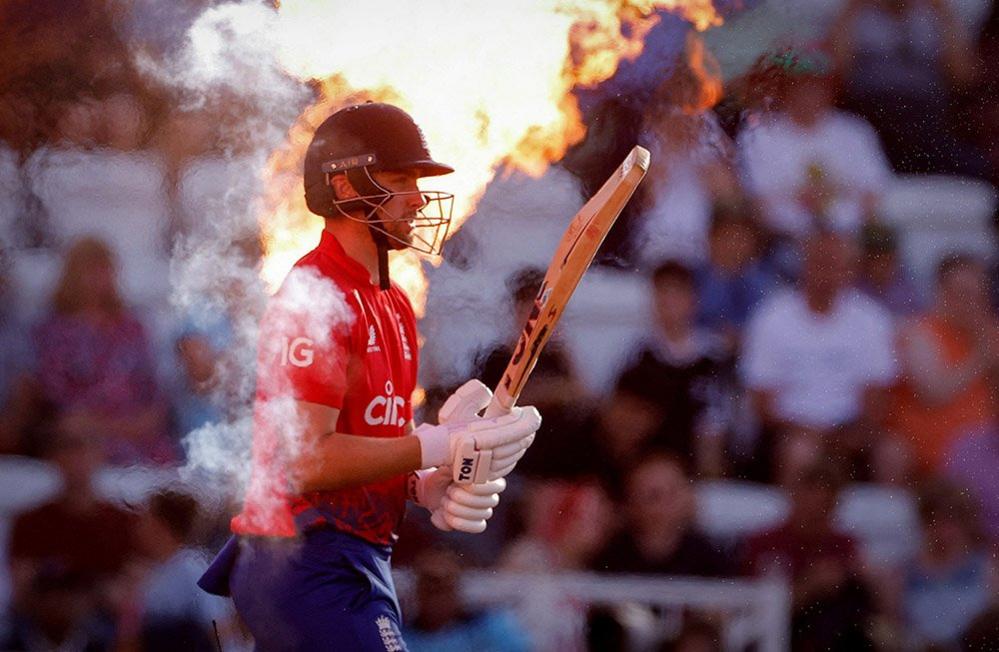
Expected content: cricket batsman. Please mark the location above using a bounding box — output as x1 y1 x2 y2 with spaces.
198 103 542 650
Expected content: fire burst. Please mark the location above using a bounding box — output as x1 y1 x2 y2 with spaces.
258 0 724 314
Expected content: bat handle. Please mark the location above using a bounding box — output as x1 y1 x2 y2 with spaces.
483 384 515 418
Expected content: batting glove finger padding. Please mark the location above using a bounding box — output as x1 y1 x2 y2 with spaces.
464 407 541 450
488 461 519 480
488 432 536 464
428 476 506 534
463 476 507 495
446 479 505 510
430 500 495 534
487 451 528 479
437 379 492 425
441 498 494 522
455 407 539 483
441 510 488 534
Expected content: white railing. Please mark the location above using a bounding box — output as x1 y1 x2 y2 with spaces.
395 570 790 652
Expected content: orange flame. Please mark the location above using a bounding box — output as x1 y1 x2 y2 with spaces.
258 1 725 314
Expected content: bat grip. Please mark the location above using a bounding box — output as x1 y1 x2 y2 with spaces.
484 384 515 418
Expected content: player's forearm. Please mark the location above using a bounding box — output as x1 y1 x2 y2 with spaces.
294 432 423 493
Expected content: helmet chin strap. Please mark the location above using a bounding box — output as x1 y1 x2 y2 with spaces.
345 168 393 290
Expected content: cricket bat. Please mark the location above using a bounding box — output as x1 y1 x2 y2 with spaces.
484 145 650 418
454 145 649 485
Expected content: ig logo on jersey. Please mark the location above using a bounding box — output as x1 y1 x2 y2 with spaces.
364 380 407 428
279 336 315 368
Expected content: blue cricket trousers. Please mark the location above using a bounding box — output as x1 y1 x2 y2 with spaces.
199 529 408 651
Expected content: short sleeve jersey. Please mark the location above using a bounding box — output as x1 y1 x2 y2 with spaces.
231 231 418 545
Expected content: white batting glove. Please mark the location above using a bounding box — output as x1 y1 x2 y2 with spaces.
407 467 451 512
430 477 507 533
410 468 506 533
436 378 495 425
413 381 540 484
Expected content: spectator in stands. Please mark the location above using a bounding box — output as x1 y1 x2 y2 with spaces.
503 480 613 573
855 222 922 318
592 452 732 577
100 93 150 153
829 0 983 176
741 232 897 483
154 104 223 241
153 104 218 171
551 371 668 497
618 261 728 477
631 33 740 267
499 480 612 651
890 254 999 474
405 547 531 652
32 237 173 464
7 428 137 647
737 44 891 240
124 490 227 652
475 267 587 480
588 455 729 651
174 304 234 437
945 368 999 547
744 462 874 650
898 480 995 649
52 95 102 149
695 202 777 350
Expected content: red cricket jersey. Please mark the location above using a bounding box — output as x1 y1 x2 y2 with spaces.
231 231 418 545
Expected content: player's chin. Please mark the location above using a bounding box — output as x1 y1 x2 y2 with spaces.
386 231 413 250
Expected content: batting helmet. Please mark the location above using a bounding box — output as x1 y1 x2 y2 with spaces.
303 102 453 218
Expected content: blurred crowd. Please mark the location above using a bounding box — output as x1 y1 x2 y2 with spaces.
3 0 999 650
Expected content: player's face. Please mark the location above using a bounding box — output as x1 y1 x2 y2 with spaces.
372 168 424 250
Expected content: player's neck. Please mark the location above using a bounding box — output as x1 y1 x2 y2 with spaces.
324 217 382 284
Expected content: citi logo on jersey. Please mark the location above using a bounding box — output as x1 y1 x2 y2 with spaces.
279 336 314 368
367 325 381 353
364 380 407 428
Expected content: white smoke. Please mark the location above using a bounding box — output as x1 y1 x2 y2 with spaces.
130 2 316 497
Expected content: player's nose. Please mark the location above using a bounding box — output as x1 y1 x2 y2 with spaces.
404 191 425 211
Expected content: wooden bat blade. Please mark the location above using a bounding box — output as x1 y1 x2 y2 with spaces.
485 145 650 417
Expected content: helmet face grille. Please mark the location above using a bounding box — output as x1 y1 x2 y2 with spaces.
333 188 454 257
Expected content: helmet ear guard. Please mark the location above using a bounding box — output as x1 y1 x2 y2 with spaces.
323 154 390 214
